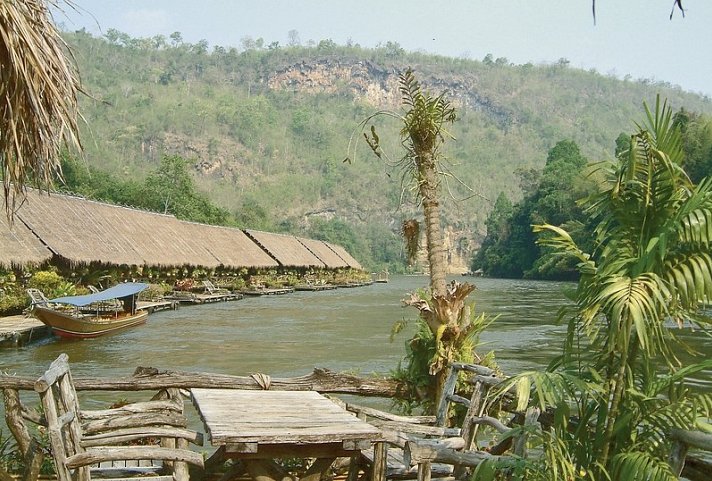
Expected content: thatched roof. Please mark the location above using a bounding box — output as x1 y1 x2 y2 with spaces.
12 190 278 269
324 241 363 270
178 221 278 268
245 230 325 268
0 214 52 268
297 237 349 269
2 190 363 271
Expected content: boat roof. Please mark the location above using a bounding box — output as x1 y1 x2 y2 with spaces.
49 282 148 307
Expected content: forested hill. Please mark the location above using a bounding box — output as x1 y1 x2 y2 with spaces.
63 29 712 272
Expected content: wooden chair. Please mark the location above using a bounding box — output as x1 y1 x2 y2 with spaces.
201 280 229 296
34 353 204 481
403 363 544 481
346 362 520 481
345 402 463 481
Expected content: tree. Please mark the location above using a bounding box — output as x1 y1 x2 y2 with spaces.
472 140 592 280
674 109 712 183
492 97 712 480
0 0 81 214
287 29 300 47
141 155 232 225
348 69 492 406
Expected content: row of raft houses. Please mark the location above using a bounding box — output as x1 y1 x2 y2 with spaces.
0 189 379 346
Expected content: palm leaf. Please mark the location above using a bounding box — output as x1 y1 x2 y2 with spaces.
0 0 82 215
610 451 677 481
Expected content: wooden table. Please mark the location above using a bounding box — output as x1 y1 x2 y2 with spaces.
191 389 385 481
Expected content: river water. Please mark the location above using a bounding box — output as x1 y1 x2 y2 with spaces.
2 276 710 392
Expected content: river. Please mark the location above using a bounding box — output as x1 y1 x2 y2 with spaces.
2 276 710 391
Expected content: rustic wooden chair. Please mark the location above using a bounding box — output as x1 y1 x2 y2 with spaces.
34 353 204 481
344 402 463 481
403 363 545 481
345 362 523 481
201 280 229 295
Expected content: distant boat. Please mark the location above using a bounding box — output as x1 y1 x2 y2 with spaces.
31 283 148 339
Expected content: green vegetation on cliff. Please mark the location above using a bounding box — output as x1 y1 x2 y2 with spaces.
60 28 712 271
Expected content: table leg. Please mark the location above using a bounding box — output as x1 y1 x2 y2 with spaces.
300 457 336 481
371 442 387 481
346 455 360 481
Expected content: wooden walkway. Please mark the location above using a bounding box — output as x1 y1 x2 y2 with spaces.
294 284 337 292
239 287 295 296
137 299 178 313
0 314 51 347
164 292 244 304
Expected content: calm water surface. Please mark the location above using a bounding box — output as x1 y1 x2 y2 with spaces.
3 276 710 392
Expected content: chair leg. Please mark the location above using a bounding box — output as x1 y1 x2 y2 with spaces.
173 438 189 481
371 442 387 481
417 462 431 481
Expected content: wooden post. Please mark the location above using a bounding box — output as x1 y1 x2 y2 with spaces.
371 442 387 481
668 440 688 477
3 389 44 481
435 366 459 427
346 456 361 481
513 407 540 458
416 462 431 481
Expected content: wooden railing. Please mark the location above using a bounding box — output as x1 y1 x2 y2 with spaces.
2 364 710 481
1 366 402 481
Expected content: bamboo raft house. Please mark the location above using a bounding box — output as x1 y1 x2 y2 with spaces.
0 213 52 269
0 189 369 276
0 190 370 328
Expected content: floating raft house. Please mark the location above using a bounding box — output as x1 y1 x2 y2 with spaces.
0 190 360 272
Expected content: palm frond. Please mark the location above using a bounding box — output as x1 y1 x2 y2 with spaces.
609 451 677 481
0 0 82 214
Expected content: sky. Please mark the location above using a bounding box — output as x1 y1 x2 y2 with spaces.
53 0 712 97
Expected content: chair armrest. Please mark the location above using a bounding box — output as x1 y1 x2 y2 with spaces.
65 446 204 469
346 403 435 425
81 399 183 420
368 419 461 438
82 412 187 435
82 427 204 447
403 440 494 468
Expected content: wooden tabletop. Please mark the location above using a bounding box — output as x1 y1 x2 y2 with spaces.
191 389 382 451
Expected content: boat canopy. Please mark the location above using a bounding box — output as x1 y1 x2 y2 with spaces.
49 283 148 307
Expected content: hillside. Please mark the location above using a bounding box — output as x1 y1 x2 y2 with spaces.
63 30 712 272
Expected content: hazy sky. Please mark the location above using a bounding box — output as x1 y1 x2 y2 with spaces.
54 1 712 97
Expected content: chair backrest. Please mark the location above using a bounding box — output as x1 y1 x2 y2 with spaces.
26 288 50 306
34 353 88 481
201 280 215 293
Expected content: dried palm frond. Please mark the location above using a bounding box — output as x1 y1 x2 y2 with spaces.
0 0 82 216
402 218 420 265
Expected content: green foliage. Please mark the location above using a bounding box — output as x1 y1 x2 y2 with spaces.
57 29 712 272
674 108 712 183
59 153 233 226
392 290 497 415
27 270 64 296
482 98 712 480
473 140 594 280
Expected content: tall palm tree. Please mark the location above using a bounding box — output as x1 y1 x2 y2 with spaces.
508 97 712 480
0 0 81 214
348 69 488 404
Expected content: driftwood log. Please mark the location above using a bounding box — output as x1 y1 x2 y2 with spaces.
2 389 44 481
1 366 402 397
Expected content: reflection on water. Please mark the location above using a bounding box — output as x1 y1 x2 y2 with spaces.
2 276 710 391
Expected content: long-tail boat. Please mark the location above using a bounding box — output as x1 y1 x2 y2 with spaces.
31 283 149 339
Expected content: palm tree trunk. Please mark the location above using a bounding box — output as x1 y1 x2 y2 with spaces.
600 322 631 469
417 152 447 298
